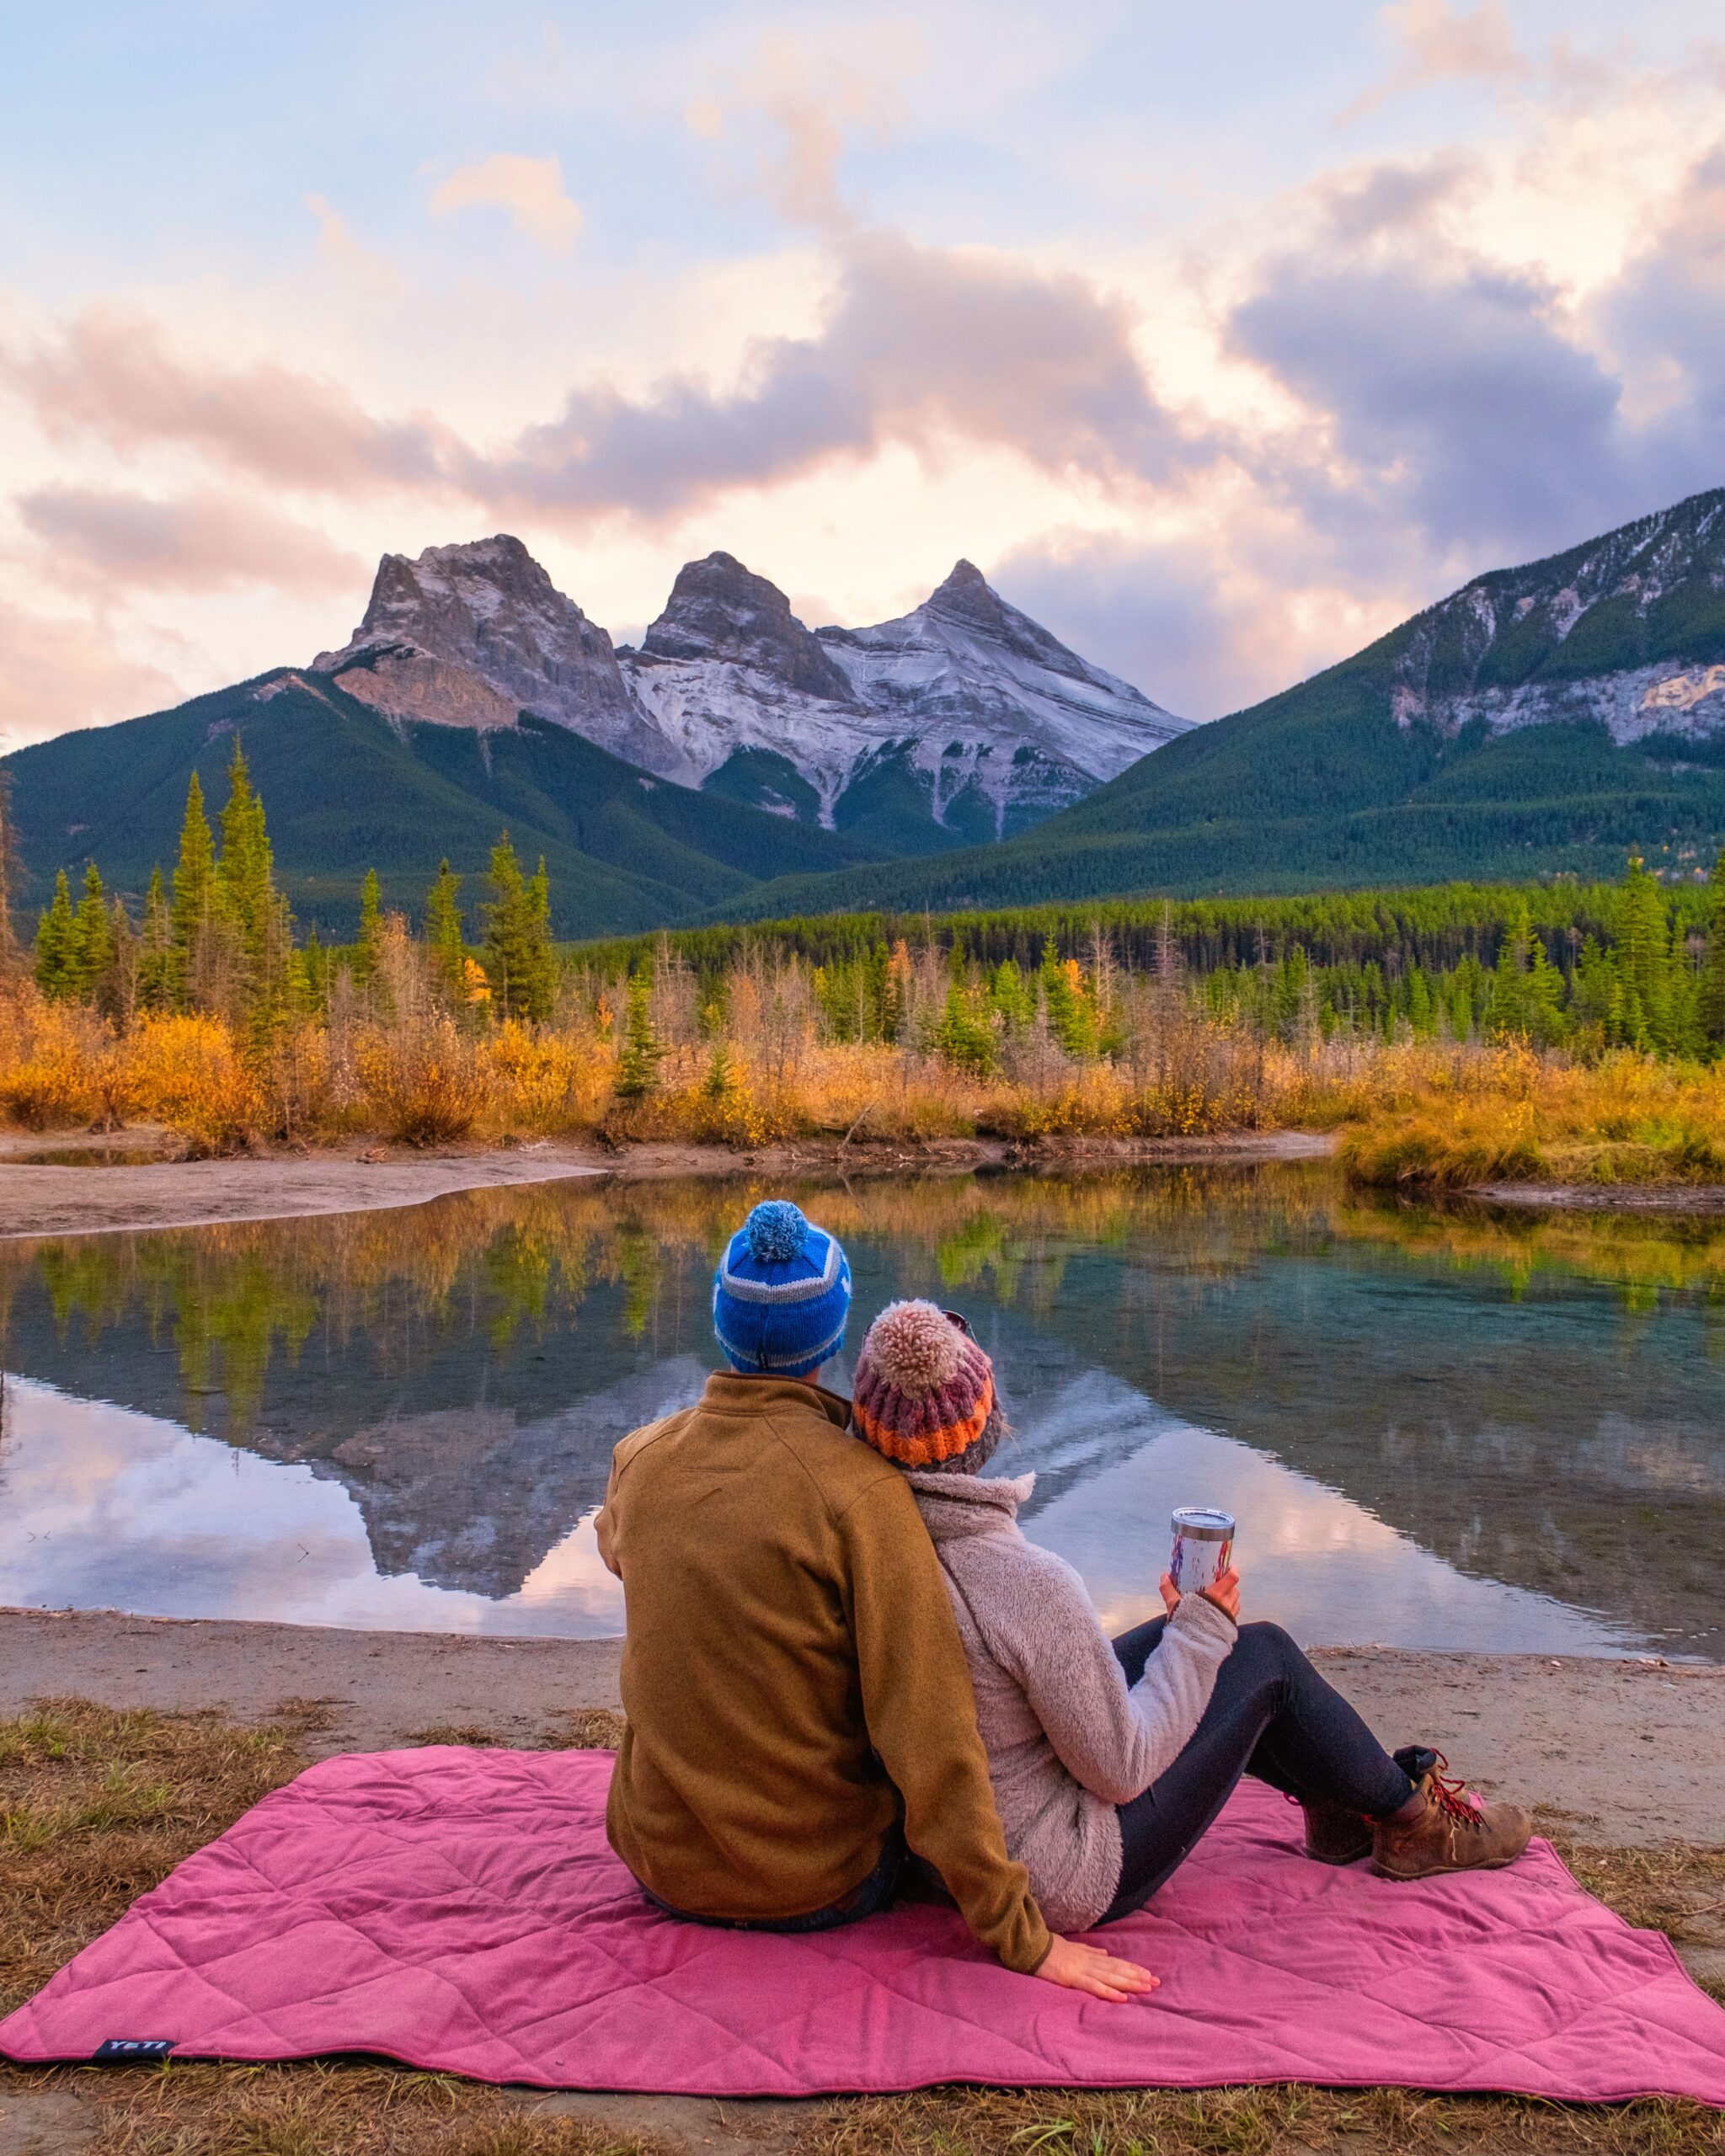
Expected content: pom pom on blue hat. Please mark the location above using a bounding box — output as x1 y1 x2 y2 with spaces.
713 1200 852 1379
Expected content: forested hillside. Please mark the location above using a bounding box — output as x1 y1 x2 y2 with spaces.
3 670 883 938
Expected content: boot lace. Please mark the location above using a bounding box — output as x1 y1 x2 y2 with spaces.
1425 1753 1487 1829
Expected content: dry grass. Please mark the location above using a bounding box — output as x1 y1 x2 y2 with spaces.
5 964 1725 1187
1332 1046 1725 1188
2 1702 1722 2156
0 1700 328 2021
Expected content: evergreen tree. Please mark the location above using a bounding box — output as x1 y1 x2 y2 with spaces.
34 871 77 1000
1698 846 1725 1054
1616 856 1674 1052
481 835 553 1021
71 862 115 1003
933 982 1001 1075
1039 937 1098 1058
211 739 291 1034
216 741 270 948
169 771 216 1007
614 966 663 1097
351 867 383 990
523 857 555 1022
990 958 1035 1033
1484 903 1566 1046
136 867 174 1011
424 860 466 999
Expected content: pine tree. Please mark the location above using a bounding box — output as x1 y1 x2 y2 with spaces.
169 771 216 1007
933 982 1001 1075
71 862 115 1003
351 867 383 991
34 871 77 1000
522 857 554 1022
1616 856 1673 1052
614 966 663 1097
1698 846 1725 1054
211 739 291 1034
480 840 554 1022
424 860 466 1000
483 838 525 1017
136 867 174 1011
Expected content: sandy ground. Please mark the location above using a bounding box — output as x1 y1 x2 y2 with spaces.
3 1606 1718 1848
0 1129 1336 1241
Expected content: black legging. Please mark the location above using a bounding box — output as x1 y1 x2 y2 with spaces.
1099 1617 1416 1924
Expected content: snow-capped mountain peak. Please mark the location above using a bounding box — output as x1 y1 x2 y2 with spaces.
309 537 1190 846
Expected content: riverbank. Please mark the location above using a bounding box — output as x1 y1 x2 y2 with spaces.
4 1605 1720 1848
0 1128 1334 1240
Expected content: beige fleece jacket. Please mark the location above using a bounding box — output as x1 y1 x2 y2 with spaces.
909 1468 1237 1932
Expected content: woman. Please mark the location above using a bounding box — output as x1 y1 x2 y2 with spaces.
851 1299 1531 1955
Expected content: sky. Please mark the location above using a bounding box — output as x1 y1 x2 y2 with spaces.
3 0 1724 752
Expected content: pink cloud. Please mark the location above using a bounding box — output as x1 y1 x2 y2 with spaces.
429 153 584 253
2 308 451 491
21 487 366 595
0 600 177 752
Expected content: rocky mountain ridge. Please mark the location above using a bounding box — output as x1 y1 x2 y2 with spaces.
313 538 1189 848
1384 489 1725 744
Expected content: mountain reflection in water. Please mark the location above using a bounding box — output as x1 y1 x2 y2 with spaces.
0 1165 1719 1657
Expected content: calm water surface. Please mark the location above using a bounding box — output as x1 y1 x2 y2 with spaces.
1 1165 1720 1657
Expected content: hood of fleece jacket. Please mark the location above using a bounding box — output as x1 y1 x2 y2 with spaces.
905 1468 1035 1545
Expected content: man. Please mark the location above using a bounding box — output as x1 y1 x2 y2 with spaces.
597 1199 1154 2000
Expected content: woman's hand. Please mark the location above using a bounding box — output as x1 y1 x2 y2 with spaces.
1034 1934 1160 2003
1201 1566 1242 1621
1159 1566 1242 1622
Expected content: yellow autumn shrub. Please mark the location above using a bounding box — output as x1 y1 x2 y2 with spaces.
115 1014 264 1153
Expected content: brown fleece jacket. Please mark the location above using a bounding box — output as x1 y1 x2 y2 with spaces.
596 1371 1051 1973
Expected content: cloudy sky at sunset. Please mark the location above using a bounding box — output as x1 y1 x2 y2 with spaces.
4 0 1724 751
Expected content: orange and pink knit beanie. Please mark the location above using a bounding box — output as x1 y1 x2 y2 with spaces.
852 1299 1005 1475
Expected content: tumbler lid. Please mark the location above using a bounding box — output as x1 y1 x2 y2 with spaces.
1172 1506 1235 1539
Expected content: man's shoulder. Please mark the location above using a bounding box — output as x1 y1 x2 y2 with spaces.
612 1407 694 1476
774 1412 914 1516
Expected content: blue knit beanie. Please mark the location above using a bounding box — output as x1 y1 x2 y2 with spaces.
713 1201 852 1379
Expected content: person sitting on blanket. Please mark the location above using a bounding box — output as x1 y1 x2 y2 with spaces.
848 1299 1534 1950
595 1200 1154 2002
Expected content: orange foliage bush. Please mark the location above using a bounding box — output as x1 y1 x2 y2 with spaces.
116 1014 264 1154
0 989 108 1129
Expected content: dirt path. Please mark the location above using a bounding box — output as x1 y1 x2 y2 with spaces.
4 1607 1718 1847
0 1129 1337 1241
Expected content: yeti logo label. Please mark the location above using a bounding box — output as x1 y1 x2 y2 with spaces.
93 2039 174 2062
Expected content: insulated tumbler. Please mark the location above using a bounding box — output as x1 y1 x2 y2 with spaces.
1171 1506 1236 1595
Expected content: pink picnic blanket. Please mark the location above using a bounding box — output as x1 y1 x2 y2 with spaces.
4 1748 1722 2103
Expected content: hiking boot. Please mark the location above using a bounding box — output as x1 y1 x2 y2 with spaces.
1300 1796 1373 1865
1371 1751 1531 1881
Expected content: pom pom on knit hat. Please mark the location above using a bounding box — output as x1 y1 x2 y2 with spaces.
713 1201 852 1379
852 1299 1004 1475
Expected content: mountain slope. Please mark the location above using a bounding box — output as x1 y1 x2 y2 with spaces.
702 488 1725 918
3 670 886 938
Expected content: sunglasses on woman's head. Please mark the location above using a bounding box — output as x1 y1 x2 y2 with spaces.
943 1310 972 1337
